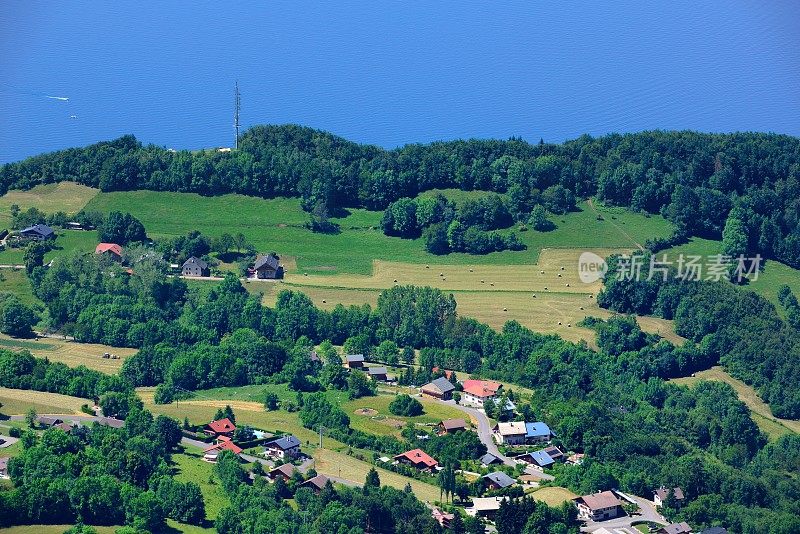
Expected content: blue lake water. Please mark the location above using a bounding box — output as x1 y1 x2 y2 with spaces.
1 0 799 163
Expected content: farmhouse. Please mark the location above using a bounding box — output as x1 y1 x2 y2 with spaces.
653 486 685 507
204 418 236 438
658 523 692 534
182 256 210 277
394 448 438 472
525 421 552 443
493 421 527 445
254 253 283 279
421 377 455 400
438 418 466 434
267 463 298 482
263 435 301 460
367 366 388 381
95 243 123 261
482 471 516 490
345 354 365 368
515 449 555 468
300 474 329 493
203 440 242 462
468 496 509 520
18 223 55 241
461 379 502 407
573 490 623 521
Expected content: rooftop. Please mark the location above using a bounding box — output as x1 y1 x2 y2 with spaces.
482 471 515 488
575 490 622 510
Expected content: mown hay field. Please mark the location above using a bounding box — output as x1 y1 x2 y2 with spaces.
0 334 136 373
312 447 441 502
0 387 88 415
531 486 578 507
670 366 799 438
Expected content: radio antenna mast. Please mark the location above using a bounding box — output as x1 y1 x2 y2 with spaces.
234 81 241 149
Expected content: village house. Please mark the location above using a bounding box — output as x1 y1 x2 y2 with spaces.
658 523 692 534
421 377 455 400
254 253 283 279
493 421 527 445
468 496 509 520
525 421 552 443
431 508 454 528
461 379 502 408
438 418 466 434
182 256 210 277
267 463 298 482
393 448 438 472
480 452 502 467
204 418 236 438
95 242 123 262
345 354 365 368
263 435 301 460
653 486 685 508
35 416 63 428
574 490 623 521
95 416 125 429
18 223 56 241
367 366 388 381
482 471 516 491
515 449 555 469
203 440 242 462
300 474 330 493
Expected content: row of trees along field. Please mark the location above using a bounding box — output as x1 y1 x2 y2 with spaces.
1 126 799 266
4 250 798 532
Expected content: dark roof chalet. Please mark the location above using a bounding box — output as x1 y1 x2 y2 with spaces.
301 474 330 491
346 354 364 363
183 256 208 269
480 453 501 465
439 418 466 432
482 471 515 488
20 224 55 238
268 463 298 479
267 435 301 450
255 254 280 270
654 486 685 501
422 377 455 394
368 366 388 376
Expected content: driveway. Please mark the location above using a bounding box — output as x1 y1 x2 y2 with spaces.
581 492 665 533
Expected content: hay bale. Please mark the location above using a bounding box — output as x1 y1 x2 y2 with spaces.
322 299 326 303
490 282 494 286
558 273 562 277
558 321 562 325
544 287 548 290
532 294 536 298
439 272 444 276
469 268 473 272
579 306 584 310
540 270 545 274
567 324 571 327
566 283 570 287
589 295 594 299
481 280 484 283
503 308 507 312
393 279 398 283
426 265 430 269
561 266 565 271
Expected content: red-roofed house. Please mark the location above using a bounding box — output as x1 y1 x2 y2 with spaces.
393 448 438 472
203 440 243 462
204 418 236 438
461 380 503 408
95 243 123 261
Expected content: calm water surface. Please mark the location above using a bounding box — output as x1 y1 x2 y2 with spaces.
1 1 799 163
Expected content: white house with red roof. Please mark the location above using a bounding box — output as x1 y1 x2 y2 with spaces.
461 379 503 408
204 418 236 438
573 490 623 521
203 440 243 462
393 448 438 472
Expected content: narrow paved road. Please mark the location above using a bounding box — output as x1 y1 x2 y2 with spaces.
431 398 555 481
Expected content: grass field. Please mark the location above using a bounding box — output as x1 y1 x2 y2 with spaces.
0 229 99 264
0 334 136 373
531 486 578 507
83 191 673 275
0 268 40 308
670 366 799 439
311 447 441 502
0 387 89 415
0 182 99 225
341 391 469 437
171 449 230 521
661 237 800 309
252 248 683 345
